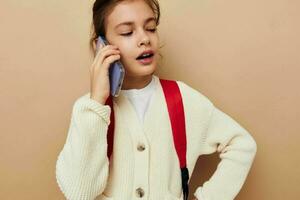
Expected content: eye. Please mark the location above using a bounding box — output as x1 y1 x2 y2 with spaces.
120 28 156 37
148 28 157 32
120 32 132 36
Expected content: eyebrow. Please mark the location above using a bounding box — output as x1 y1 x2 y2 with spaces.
114 17 156 30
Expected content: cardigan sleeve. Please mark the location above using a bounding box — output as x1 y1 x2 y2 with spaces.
194 104 257 200
55 93 111 200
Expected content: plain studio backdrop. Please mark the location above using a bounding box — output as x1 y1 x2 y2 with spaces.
0 0 299 199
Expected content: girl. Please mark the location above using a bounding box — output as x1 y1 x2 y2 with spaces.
55 0 257 200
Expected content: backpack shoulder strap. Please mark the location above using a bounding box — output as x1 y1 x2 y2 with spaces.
159 79 187 168
159 78 189 200
105 95 114 159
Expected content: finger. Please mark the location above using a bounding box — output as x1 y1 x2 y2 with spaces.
96 49 120 67
92 48 120 69
95 45 119 61
91 51 120 73
99 47 120 58
101 48 121 60
100 45 119 52
102 54 121 69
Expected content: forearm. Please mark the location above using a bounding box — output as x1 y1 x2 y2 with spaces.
56 96 112 200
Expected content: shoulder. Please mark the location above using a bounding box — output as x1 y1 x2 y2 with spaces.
158 77 212 106
169 80 216 141
175 80 214 110
156 78 216 122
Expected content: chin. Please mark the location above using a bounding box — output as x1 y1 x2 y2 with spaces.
128 67 156 77
124 61 157 77
138 63 156 75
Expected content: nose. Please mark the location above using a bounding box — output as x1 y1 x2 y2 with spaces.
138 30 150 47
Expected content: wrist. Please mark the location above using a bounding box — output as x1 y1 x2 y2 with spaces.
90 94 106 105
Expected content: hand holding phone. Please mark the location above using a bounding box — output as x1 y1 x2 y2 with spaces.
96 36 125 97
90 36 124 104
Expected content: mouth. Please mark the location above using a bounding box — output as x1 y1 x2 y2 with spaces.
136 50 155 65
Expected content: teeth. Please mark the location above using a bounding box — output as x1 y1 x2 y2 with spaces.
137 52 153 59
140 53 150 58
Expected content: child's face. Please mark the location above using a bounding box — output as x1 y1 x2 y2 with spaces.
105 0 159 78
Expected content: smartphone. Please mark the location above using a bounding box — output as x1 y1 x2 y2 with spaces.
96 35 125 97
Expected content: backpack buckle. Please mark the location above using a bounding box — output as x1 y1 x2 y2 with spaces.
181 167 189 200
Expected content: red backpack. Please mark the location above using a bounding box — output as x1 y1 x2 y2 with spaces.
105 78 189 200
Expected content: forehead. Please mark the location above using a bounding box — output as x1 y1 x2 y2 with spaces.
106 0 155 27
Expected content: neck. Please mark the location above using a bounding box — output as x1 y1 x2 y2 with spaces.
121 74 153 90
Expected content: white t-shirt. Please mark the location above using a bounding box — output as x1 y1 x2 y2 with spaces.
120 75 156 124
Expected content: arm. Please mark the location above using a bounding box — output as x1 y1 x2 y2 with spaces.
55 94 111 200
194 105 257 200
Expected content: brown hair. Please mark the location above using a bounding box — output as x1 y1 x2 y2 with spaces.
89 0 162 57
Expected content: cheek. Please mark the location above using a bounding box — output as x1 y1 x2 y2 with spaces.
118 45 135 60
117 43 129 55
153 37 159 49
120 51 133 62
119 51 134 66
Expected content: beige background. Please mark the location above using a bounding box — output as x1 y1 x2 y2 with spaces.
1 0 299 199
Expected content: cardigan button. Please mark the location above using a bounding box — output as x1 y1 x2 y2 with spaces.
135 187 145 197
137 143 145 151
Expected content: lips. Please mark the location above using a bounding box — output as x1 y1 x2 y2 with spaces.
136 50 154 60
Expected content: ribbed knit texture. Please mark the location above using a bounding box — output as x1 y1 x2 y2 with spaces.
55 75 257 200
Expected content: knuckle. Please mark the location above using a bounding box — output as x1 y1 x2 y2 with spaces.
98 54 105 61
102 59 109 66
